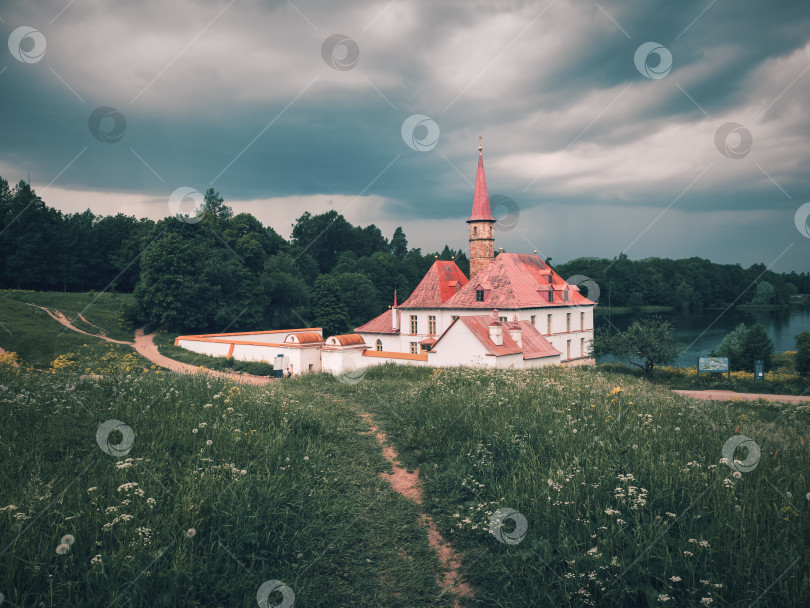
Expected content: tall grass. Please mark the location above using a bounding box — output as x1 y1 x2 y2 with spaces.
0 291 139 368
352 364 810 607
0 361 451 607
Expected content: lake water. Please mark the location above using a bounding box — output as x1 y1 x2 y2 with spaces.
595 307 810 367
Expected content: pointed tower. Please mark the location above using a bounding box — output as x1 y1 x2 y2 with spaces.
467 137 496 279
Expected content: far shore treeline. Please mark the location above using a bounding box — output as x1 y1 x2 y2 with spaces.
1 177 808 334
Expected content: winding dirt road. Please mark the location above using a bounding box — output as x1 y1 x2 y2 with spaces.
25 304 273 385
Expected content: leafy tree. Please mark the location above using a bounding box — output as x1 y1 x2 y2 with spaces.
592 316 681 375
795 331 810 377
390 226 408 258
256 253 310 328
739 324 774 371
334 272 379 328
310 274 350 338
290 210 354 273
134 223 259 332
712 323 748 370
201 188 233 225
750 281 776 305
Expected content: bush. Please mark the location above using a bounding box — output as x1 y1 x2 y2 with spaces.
714 323 774 371
739 323 774 371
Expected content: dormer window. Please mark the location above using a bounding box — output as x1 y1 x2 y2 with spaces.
476 289 485 302
548 290 553 302
548 274 552 284
564 288 569 302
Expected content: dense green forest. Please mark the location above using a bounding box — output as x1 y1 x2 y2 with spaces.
1 177 808 333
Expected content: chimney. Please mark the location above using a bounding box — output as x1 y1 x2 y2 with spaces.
489 308 503 346
392 306 399 331
508 314 522 347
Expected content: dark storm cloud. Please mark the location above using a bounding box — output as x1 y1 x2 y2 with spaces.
1 0 809 270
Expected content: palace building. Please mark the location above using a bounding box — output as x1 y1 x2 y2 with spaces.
176 143 596 375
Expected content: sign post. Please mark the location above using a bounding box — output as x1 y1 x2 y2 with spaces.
754 359 764 382
698 357 730 388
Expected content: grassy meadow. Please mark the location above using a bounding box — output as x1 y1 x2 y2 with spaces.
0 290 143 370
1 358 808 606
1 290 809 606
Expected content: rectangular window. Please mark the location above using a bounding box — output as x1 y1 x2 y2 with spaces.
547 314 552 334
499 316 507 323
410 342 418 354
548 290 553 302
420 343 430 352
567 340 571 360
428 315 436 335
476 289 484 302
581 312 585 330
410 315 418 334
566 313 571 333
581 337 586 357
530 315 536 327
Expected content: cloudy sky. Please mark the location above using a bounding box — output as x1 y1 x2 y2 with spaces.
2 0 809 271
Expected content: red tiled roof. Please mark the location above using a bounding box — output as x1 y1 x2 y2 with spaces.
517 322 563 359
285 331 323 344
467 151 495 222
440 315 559 359
355 309 398 334
399 260 469 309
329 334 366 346
441 252 596 310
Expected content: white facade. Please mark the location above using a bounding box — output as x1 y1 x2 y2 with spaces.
368 305 593 362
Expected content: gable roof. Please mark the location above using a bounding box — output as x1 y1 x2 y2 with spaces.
354 309 398 334
435 314 560 359
441 252 596 310
399 260 469 309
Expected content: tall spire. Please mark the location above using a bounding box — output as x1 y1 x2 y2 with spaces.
467 137 496 279
467 137 495 223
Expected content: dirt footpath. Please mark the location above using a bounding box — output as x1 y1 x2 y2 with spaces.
23 303 272 385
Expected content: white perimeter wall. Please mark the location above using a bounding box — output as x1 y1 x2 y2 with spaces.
176 339 322 372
